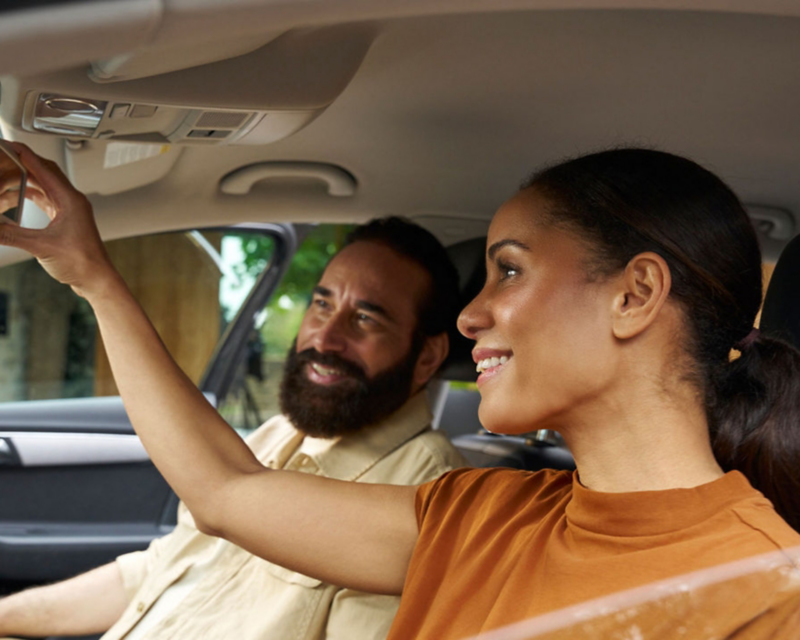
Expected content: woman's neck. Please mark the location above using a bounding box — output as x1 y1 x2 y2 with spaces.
559 375 725 494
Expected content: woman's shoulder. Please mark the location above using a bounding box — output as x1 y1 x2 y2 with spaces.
726 473 800 548
416 466 574 520
430 465 572 488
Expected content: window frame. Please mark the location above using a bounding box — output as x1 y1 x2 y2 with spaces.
199 222 309 406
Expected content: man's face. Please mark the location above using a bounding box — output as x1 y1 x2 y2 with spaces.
279 241 433 437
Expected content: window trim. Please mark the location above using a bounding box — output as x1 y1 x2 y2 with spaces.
199 222 310 403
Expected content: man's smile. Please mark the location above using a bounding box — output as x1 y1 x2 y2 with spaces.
306 361 352 385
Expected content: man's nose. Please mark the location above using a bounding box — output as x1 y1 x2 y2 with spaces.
312 313 349 353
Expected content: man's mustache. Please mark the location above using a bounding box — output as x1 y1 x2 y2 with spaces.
294 348 367 381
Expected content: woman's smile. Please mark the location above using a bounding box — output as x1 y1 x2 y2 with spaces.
473 349 513 386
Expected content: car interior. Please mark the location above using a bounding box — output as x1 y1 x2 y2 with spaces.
1 1 800 631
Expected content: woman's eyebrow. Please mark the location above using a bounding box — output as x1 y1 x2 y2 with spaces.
487 239 531 260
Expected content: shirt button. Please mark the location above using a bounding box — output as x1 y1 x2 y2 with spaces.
136 602 145 612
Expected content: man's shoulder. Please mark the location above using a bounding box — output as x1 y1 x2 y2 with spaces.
365 426 469 485
409 427 469 468
243 409 469 485
244 414 300 455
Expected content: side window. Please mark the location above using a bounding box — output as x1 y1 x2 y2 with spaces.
0 228 276 402
218 224 352 433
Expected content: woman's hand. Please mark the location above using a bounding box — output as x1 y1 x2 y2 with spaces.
0 144 26 217
0 142 119 299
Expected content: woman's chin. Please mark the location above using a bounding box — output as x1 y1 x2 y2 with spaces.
478 403 534 436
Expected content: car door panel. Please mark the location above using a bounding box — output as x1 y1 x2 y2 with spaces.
0 397 175 586
0 225 297 593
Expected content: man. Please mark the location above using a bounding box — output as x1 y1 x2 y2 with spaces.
0 217 467 640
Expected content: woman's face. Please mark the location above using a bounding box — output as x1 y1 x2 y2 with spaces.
457 188 623 435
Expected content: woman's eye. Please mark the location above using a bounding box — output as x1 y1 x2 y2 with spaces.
498 261 519 280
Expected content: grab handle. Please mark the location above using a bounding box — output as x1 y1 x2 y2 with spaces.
220 162 356 197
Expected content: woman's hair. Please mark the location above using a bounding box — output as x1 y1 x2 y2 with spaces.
523 148 800 531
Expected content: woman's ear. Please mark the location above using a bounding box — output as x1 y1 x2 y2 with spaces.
611 252 672 340
413 332 449 389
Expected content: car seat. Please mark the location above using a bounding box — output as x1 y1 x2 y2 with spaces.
760 233 800 349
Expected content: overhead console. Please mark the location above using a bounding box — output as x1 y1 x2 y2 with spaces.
0 24 378 146
21 92 317 146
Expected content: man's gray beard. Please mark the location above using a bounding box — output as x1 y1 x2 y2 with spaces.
278 339 421 438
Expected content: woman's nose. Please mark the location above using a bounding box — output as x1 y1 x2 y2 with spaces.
457 288 492 340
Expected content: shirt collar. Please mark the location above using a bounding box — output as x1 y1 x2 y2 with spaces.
292 391 433 481
567 470 760 537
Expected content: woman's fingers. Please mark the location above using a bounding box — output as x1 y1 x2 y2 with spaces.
7 143 92 231
0 144 116 295
0 191 20 212
0 216 46 256
0 176 25 194
24 191 58 219
0 173 45 197
10 143 81 213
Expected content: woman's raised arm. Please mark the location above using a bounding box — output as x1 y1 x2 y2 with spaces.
0 144 418 595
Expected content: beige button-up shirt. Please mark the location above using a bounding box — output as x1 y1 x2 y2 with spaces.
103 392 466 640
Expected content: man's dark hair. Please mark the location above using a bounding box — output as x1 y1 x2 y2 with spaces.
345 216 461 338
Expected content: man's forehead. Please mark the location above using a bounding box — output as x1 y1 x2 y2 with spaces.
318 242 429 315
323 241 424 280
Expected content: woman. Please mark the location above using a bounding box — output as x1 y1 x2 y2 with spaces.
2 145 799 638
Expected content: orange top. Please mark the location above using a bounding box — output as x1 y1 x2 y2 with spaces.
387 468 800 640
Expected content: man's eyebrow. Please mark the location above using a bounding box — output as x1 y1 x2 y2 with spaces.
355 300 395 323
487 239 531 260
313 286 396 323
313 285 332 297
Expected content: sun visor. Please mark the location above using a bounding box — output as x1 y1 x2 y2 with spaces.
1 25 377 147
89 35 279 83
63 139 183 196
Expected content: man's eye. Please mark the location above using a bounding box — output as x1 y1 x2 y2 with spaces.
313 298 330 309
356 313 375 324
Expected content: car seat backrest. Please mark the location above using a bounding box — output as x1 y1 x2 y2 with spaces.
761 233 800 350
436 386 481 438
453 432 576 471
437 236 485 383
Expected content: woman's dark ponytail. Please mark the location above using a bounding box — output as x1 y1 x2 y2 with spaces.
709 336 800 531
525 148 800 531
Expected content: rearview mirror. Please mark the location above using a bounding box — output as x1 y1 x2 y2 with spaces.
0 140 27 224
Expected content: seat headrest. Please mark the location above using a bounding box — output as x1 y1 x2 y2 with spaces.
761 234 800 350
437 236 486 382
